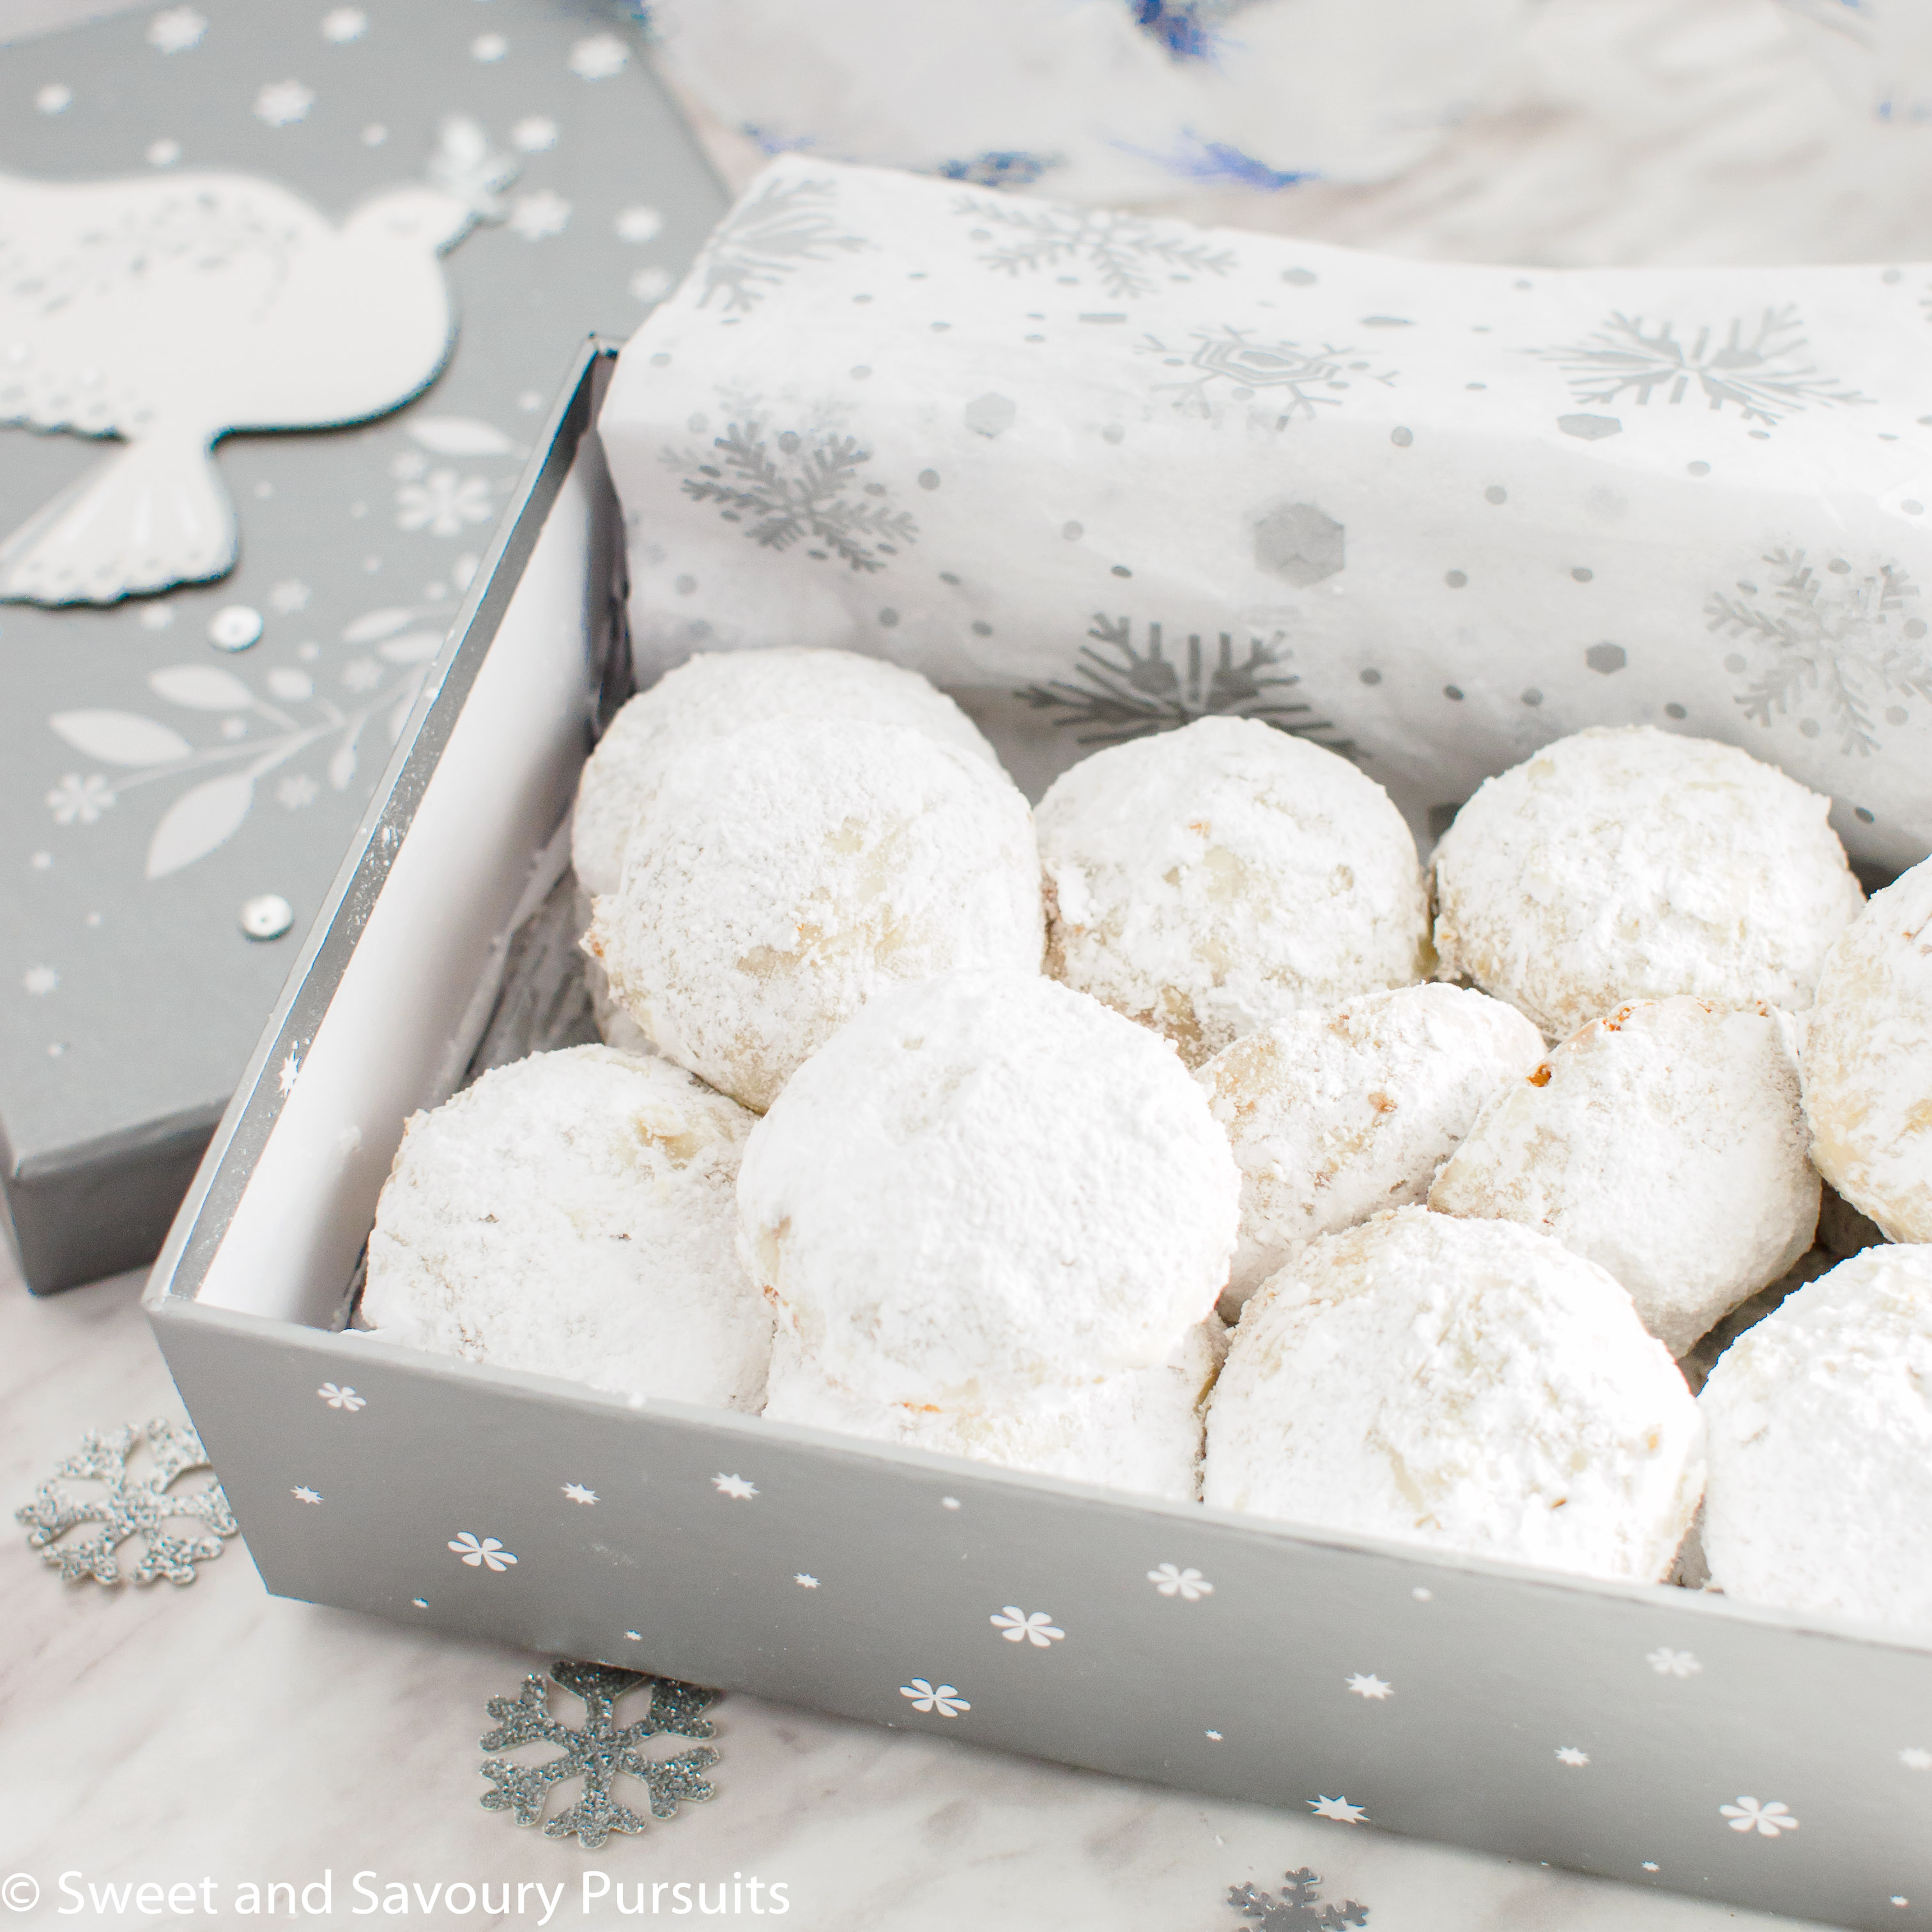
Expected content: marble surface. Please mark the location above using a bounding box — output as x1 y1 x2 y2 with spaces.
4 0 1924 1924
0 1257 1830 1931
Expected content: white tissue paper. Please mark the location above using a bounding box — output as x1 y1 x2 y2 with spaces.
601 157 1932 871
645 0 1527 203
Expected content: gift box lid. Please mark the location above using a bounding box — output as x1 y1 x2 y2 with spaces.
0 0 725 1292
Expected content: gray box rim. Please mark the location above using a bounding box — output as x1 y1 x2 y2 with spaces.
146 342 1932 1932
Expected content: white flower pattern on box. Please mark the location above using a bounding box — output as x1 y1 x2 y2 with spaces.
316 1383 365 1411
900 1678 969 1717
1147 1562 1213 1600
394 471 495 537
448 1532 517 1572
1647 1647 1702 1677
990 1607 1064 1648
1721 1797 1799 1837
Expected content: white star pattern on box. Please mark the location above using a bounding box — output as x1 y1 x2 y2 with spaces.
1147 1562 1213 1600
569 33 627 80
321 8 365 43
511 117 558 153
36 84 72 114
148 8 207 53
794 1574 818 1588
1721 1797 1798 1837
1556 1746 1590 1767
990 1607 1064 1648
1204 1729 1223 1740
1901 1747 1932 1770
1646 1646 1703 1677
1309 1796 1368 1824
448 1532 516 1571
316 1383 364 1411
561 1483 597 1505
712 1473 756 1499
1346 1673 1392 1699
22 967 57 996
254 80 315 127
278 1052 301 1096
509 192 572 242
291 1486 322 1505
900 1678 969 1717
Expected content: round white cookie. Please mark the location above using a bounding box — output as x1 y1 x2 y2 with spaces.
1429 997 1820 1356
361 1046 769 1409
572 647 998 900
762 1320 1226 1503
1699 1245 1932 1629
1204 1208 1704 1582
1202 983 1545 1312
737 970 1240 1408
1431 726 1864 1040
1036 717 1430 1068
1802 855 1932 1243
586 719 1043 1112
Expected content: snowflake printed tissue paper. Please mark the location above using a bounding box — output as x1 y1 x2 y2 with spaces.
0 0 724 1292
602 156 1932 870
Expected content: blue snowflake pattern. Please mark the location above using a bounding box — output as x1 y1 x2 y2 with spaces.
1123 131 1314 190
933 152 1063 190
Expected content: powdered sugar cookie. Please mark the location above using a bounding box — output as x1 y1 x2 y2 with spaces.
1429 997 1820 1356
1699 1245 1932 1629
763 1319 1226 1503
737 970 1240 1409
1036 717 1430 1068
1801 855 1932 1243
586 719 1043 1112
1204 1208 1704 1582
572 647 999 900
1431 726 1863 1040
361 1046 769 1409
1202 983 1545 1312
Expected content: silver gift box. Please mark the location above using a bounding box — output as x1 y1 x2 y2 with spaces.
145 341 1932 1931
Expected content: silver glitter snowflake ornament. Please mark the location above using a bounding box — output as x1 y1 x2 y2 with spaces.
16 1417 238 1586
479 1661 720 1850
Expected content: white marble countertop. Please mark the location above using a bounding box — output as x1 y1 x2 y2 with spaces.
4 0 1923 1923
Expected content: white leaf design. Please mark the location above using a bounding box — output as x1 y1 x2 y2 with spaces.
149 665 254 711
408 417 516 456
387 694 416 742
328 741 358 790
146 772 254 878
341 607 417 644
50 710 194 765
376 631 444 665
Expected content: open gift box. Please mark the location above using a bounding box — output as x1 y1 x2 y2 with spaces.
144 337 1932 1931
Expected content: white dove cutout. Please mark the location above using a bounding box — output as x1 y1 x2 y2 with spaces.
0 118 517 606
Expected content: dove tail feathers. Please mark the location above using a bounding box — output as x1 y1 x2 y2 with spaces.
0 431 235 606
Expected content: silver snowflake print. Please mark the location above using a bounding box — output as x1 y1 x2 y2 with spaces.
1228 1864 1370 1928
667 419 915 573
694 174 868 313
1018 614 1348 750
1706 547 1931 753
956 194 1236 302
16 1418 236 1586
1140 327 1395 424
479 1661 719 1849
1532 306 1869 427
